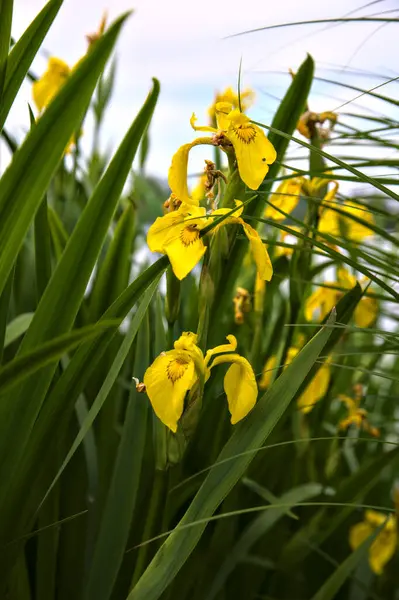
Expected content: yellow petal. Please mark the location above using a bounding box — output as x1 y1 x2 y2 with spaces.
168 138 214 205
304 286 339 322
225 111 277 189
190 113 217 133
242 222 273 281
259 356 277 389
355 296 378 328
143 351 196 432
147 209 186 253
32 57 70 112
265 177 303 220
297 363 330 413
365 510 390 528
349 521 374 551
211 353 257 423
369 525 397 575
215 101 234 130
164 225 207 280
319 204 375 242
204 334 238 369
337 267 356 289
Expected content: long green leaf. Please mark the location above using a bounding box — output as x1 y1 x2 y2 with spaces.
310 524 384 600
83 308 151 600
0 0 63 131
128 311 335 600
0 0 13 103
0 321 118 395
0 11 128 297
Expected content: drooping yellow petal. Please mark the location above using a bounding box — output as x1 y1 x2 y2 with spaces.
211 353 257 424
204 334 238 370
143 351 196 432
265 177 303 220
297 362 330 413
355 296 378 328
224 109 277 190
168 138 214 205
32 57 70 112
241 222 273 281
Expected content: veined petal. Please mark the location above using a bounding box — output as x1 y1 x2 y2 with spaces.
242 222 273 281
147 209 186 253
144 351 196 432
225 111 277 190
204 334 238 369
32 57 70 112
190 113 217 133
168 138 214 205
211 353 257 424
164 224 207 280
265 177 303 220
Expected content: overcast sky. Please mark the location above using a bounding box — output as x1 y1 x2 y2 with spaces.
4 0 399 179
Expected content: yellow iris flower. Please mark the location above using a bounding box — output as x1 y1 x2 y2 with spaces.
32 57 71 113
143 332 257 432
319 202 375 242
305 267 378 328
208 86 255 119
265 176 304 220
338 393 380 437
147 200 273 281
349 510 397 575
169 102 276 200
259 346 330 414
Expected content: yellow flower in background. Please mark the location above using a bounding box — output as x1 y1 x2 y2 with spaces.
190 102 277 190
349 510 397 575
147 200 273 281
305 267 378 329
275 227 301 258
319 202 375 242
265 176 304 220
297 110 337 140
338 392 380 437
208 86 255 119
32 57 71 112
143 332 257 431
259 346 330 414
233 287 251 324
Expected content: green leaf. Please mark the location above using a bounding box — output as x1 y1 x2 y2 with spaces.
206 483 323 600
0 321 118 395
83 308 152 600
310 523 384 600
0 0 13 104
0 0 64 131
4 313 33 348
0 11 129 297
128 311 335 600
0 76 160 507
89 202 136 321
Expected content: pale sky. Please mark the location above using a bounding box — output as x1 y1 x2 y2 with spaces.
4 0 399 179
